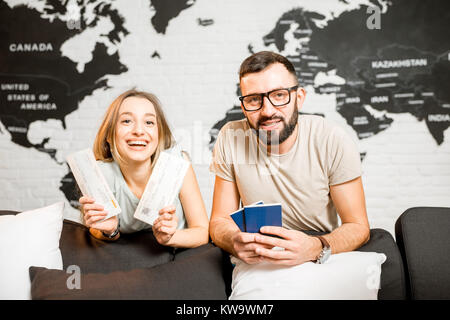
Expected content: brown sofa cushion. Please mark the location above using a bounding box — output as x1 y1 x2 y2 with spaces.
29 243 227 300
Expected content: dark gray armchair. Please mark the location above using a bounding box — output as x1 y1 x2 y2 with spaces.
395 207 450 300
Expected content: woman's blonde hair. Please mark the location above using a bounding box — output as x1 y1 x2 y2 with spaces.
93 89 174 169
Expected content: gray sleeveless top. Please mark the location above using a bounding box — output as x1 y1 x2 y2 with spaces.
97 145 187 234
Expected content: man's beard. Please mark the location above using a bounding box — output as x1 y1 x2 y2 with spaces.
249 100 299 146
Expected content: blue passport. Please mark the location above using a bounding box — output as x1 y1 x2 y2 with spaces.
230 201 282 233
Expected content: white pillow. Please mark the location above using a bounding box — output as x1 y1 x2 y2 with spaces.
0 202 64 300
229 251 387 300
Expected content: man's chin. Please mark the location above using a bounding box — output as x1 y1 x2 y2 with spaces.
256 129 282 146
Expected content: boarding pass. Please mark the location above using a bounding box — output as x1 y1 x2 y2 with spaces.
134 151 189 225
67 149 121 219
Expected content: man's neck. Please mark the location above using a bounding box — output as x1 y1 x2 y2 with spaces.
265 124 299 155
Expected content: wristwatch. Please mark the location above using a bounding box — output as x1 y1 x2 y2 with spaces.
102 220 120 239
102 227 119 239
315 236 331 264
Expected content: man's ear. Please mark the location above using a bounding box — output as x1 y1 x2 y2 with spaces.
296 87 307 111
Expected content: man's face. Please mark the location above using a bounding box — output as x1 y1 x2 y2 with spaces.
239 63 306 146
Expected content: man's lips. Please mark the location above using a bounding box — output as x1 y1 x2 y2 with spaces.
258 119 283 130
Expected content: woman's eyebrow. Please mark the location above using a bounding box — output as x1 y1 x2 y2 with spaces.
119 111 156 117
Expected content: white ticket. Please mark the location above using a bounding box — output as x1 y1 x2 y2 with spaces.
134 151 189 225
66 149 121 220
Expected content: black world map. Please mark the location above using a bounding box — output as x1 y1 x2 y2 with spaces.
0 0 449 208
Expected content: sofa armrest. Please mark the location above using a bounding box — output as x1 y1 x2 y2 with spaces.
395 207 450 300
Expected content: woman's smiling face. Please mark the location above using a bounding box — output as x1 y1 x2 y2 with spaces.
114 96 159 165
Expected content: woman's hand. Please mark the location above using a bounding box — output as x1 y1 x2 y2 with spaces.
79 195 118 234
152 205 178 246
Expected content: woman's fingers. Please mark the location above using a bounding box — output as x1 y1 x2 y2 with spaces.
159 205 176 215
83 203 105 213
79 196 95 205
153 219 174 231
85 211 108 226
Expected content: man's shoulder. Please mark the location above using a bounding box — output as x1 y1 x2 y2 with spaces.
216 119 251 142
299 114 345 137
220 119 249 131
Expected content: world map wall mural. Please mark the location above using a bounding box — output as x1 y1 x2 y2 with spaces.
0 0 449 235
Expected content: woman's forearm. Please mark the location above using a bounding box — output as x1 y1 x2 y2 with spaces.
166 226 209 248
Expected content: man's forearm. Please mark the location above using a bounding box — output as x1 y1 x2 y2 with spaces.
323 222 370 254
210 217 239 255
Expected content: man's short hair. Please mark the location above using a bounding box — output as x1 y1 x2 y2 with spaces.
239 51 298 81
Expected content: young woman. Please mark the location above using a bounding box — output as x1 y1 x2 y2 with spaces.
79 89 209 248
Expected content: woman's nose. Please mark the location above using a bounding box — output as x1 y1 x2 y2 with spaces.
132 122 144 135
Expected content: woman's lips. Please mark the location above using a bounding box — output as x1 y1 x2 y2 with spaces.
127 144 147 151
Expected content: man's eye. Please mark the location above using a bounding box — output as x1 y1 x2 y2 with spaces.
245 95 261 103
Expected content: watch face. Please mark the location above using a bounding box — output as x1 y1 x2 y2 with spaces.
321 248 331 263
318 247 331 264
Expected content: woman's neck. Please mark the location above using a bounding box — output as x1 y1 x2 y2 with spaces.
119 160 152 197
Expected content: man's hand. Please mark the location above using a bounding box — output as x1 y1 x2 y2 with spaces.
152 205 178 246
253 226 322 266
231 231 274 264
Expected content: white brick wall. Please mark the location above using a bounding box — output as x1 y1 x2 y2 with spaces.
1 0 449 238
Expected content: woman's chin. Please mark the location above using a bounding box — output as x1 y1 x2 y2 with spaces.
122 154 152 165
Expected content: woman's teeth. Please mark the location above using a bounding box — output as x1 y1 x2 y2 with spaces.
127 141 147 146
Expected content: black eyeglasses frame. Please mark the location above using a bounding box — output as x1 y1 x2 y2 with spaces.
239 85 299 111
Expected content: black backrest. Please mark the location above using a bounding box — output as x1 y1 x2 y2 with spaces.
395 207 450 300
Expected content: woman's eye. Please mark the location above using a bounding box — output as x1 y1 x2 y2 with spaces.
146 121 154 126
121 119 131 124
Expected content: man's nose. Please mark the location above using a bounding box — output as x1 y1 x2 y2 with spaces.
260 96 277 117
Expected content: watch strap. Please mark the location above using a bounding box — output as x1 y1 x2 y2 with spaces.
317 235 330 249
102 227 119 239
315 235 331 264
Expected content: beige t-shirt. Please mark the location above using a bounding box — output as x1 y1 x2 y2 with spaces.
209 115 362 232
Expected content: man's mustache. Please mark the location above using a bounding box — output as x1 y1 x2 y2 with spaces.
257 115 285 128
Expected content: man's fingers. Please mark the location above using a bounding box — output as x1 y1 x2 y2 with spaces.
234 232 257 244
259 226 291 239
254 246 290 260
237 251 263 264
254 233 289 249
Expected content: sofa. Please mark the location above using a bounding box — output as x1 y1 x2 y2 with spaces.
1 206 449 300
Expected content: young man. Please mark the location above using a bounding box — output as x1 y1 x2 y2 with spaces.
209 51 370 268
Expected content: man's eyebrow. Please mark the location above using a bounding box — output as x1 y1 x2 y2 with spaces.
244 86 290 96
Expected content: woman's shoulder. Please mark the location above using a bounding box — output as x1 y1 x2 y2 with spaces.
96 159 120 187
164 144 190 161
96 159 116 171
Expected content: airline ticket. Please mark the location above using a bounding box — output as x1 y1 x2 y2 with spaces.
67 149 121 220
134 151 189 225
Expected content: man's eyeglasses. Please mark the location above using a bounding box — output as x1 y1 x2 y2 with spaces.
239 85 299 111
